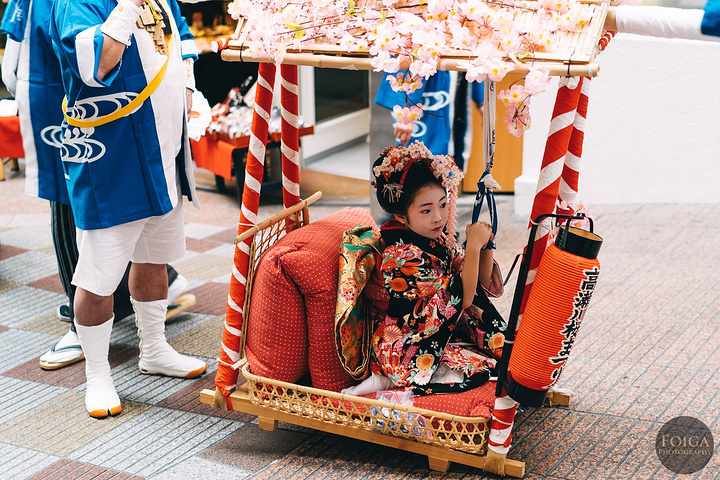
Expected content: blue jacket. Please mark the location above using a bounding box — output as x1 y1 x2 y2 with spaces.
49 0 199 230
375 71 451 155
1 0 69 204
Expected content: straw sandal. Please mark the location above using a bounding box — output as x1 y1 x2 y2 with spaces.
39 330 84 370
166 293 196 320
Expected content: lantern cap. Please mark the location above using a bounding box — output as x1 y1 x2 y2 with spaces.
506 372 549 408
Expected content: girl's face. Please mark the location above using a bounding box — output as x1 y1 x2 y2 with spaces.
395 184 448 240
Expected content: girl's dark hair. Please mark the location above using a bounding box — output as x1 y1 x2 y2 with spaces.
373 154 445 216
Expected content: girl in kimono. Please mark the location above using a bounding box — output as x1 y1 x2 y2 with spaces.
370 141 506 395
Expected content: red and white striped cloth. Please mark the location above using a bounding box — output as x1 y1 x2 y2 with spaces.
211 36 232 53
280 64 301 214
488 389 518 455
215 62 278 403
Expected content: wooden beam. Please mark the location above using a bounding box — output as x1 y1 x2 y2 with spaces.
221 49 600 78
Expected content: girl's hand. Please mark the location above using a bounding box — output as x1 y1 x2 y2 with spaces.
465 221 493 250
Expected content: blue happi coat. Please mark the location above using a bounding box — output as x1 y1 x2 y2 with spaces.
49 0 199 230
1 0 69 204
375 71 451 155
702 0 720 36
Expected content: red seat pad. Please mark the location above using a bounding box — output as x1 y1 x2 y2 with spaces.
305 380 496 423
410 381 496 418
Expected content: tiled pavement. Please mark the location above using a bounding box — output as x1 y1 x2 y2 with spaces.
1 165 720 479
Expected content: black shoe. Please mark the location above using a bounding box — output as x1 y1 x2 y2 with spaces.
56 304 72 322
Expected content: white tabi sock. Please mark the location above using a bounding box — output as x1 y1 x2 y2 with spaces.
75 318 122 418
132 297 207 378
341 372 396 396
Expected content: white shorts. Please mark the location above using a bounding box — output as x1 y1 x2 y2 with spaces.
72 202 186 296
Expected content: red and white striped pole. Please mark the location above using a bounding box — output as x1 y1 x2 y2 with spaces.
215 62 277 403
280 64 301 217
556 77 590 217
520 32 615 315
490 32 614 459
556 31 614 217
488 390 519 455
520 77 584 314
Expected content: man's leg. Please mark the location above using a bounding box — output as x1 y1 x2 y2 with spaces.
40 201 84 370
72 221 140 418
166 264 195 319
74 287 120 418
130 262 205 378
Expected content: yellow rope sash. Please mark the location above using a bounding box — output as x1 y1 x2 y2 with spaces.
62 0 178 128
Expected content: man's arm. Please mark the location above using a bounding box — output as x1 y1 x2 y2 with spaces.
97 0 144 80
1 38 21 96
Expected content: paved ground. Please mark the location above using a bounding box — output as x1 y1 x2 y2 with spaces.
1 164 719 479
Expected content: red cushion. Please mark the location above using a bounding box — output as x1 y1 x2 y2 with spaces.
280 207 377 391
411 381 496 417
246 244 308 383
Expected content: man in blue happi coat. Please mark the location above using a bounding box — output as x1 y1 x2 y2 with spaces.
48 0 206 418
1 0 195 377
375 71 452 156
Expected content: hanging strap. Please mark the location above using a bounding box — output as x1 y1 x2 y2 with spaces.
470 80 498 250
61 0 177 128
473 172 498 250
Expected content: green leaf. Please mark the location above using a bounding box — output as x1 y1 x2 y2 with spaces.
285 22 304 40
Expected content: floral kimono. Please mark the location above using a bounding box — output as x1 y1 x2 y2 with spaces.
371 219 506 395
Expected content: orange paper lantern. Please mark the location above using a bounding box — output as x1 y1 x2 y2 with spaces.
507 226 602 406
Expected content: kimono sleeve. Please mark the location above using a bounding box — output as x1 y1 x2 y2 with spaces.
51 0 120 88
381 243 463 302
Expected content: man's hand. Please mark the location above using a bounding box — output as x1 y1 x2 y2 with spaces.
394 123 412 145
186 88 193 118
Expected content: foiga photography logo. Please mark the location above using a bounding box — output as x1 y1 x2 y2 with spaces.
656 416 714 474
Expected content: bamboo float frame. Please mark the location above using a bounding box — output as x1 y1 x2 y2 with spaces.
223 0 611 77
221 49 601 77
203 194 527 475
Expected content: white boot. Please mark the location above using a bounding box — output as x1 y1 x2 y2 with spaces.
133 298 207 378
75 319 121 418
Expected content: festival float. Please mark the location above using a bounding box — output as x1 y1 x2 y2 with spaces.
199 0 623 476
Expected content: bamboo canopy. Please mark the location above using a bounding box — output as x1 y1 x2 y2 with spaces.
222 0 611 77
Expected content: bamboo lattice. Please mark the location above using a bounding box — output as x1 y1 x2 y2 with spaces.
223 0 611 76
242 363 491 453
